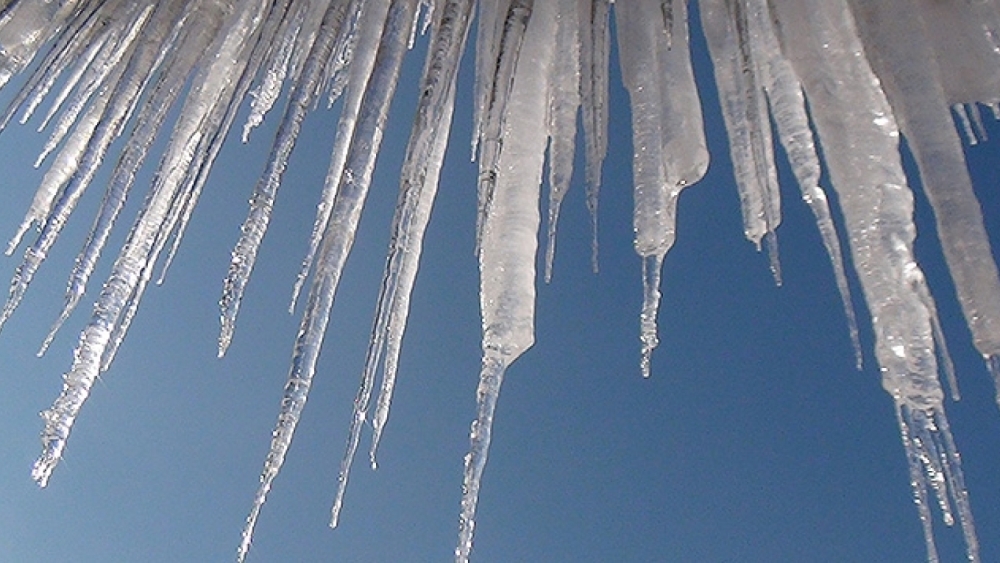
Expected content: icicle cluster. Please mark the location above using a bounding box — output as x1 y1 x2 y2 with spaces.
0 0 998 561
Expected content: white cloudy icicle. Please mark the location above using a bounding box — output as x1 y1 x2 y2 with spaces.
458 1 554 560
772 0 980 560
850 0 1000 406
616 0 708 377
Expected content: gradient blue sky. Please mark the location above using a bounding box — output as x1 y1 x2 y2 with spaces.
2 7 1000 562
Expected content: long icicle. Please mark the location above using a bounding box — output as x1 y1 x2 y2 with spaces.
330 0 474 529
218 1 355 357
237 2 418 559
458 1 554 560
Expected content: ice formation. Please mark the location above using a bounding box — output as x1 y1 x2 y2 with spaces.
0 0 998 561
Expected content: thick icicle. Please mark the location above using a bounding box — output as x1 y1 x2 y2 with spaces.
458 2 554 560
219 1 355 357
331 0 473 527
237 2 417 560
772 1 980 559
473 0 533 254
616 0 707 377
850 0 1000 405
0 0 80 89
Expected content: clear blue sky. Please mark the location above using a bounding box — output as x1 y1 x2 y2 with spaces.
1 7 1000 563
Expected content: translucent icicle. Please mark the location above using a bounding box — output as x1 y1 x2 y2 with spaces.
470 0 510 159
289 0 387 313
39 2 215 354
332 0 472 526
240 0 311 144
578 0 610 272
542 0 580 283
851 0 1000 401
31 0 268 489
616 0 706 375
700 0 781 271
474 0 533 254
219 1 355 357
0 0 80 89
238 2 417 559
772 1 980 559
0 0 107 132
747 0 862 366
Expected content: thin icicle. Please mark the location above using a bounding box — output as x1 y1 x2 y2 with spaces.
700 0 781 269
368 1 470 467
38 2 210 354
238 2 417 559
747 0 862 366
578 0 610 272
241 0 304 144
31 0 268 489
0 0 106 133
542 0 580 283
329 2 472 525
470 0 510 159
289 0 385 314
219 1 355 357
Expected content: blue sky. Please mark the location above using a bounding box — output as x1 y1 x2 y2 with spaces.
2 6 1000 562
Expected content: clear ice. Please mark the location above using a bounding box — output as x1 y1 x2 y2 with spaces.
0 1 998 562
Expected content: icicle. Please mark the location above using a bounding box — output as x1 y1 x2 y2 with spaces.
0 0 106 133
772 1 980 559
474 0 533 255
458 2 554 559
747 0 862 366
616 0 707 375
953 103 978 146
31 0 269 489
0 0 80 89
219 1 355 357
470 0 510 159
543 0 580 283
332 0 473 527
238 2 418 559
578 0 610 272
289 0 387 314
700 0 781 273
850 0 1000 401
367 0 472 469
